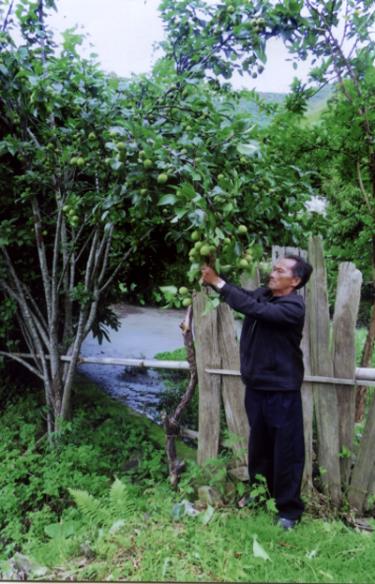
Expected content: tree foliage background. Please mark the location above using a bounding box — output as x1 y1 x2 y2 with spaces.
0 0 374 433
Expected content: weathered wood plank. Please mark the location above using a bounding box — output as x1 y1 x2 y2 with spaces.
365 462 375 512
240 266 261 291
308 236 341 506
332 262 362 485
193 291 222 465
301 276 314 492
272 246 314 492
217 303 249 465
348 392 375 512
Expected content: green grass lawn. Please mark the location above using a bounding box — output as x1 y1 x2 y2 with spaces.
26 484 375 583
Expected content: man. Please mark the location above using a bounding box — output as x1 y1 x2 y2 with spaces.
201 255 313 529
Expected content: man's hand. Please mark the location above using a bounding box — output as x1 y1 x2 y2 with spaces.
201 265 222 287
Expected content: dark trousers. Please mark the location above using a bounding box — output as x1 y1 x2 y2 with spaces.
245 387 305 521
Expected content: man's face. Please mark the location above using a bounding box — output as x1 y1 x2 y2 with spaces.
268 258 301 296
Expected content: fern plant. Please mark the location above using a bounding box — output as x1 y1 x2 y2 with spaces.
68 478 138 532
68 488 107 527
109 478 136 518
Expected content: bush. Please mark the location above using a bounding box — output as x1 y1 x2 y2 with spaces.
0 379 170 559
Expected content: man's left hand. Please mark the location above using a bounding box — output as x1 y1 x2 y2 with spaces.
201 265 222 287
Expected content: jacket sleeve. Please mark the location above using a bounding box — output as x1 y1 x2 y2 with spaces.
219 283 304 325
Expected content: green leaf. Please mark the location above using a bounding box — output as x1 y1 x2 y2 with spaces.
159 285 178 301
200 504 215 525
158 194 176 206
44 520 77 539
236 141 260 156
252 536 271 561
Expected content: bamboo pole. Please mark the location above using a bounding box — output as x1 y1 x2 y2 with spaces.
205 368 375 387
7 353 375 385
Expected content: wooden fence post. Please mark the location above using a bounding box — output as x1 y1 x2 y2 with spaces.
308 236 341 506
300 282 314 493
332 262 362 485
193 291 222 465
348 393 375 511
217 304 249 467
272 246 314 492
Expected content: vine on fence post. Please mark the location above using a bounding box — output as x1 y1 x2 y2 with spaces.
164 304 198 488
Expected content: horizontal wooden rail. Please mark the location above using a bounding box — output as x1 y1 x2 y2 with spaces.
77 356 190 370
10 353 190 371
9 353 375 386
205 368 375 387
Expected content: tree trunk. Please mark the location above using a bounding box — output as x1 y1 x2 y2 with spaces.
165 305 198 488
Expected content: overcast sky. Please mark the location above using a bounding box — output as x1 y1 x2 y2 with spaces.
47 0 312 94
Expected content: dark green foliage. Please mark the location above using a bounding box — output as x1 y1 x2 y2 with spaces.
0 379 170 559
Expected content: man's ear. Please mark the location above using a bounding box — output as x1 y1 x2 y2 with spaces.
292 277 301 289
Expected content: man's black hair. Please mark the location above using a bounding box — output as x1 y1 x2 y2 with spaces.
285 254 313 289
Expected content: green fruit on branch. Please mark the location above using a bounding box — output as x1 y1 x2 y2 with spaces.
221 264 231 273
140 188 148 195
157 173 168 185
217 173 225 181
237 224 248 234
200 244 211 256
76 157 85 167
143 159 153 169
182 297 192 307
179 286 189 296
191 230 200 241
88 132 96 140
239 258 249 269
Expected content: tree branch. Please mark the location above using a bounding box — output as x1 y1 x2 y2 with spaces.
31 197 52 326
357 160 373 214
1 0 15 33
0 351 43 378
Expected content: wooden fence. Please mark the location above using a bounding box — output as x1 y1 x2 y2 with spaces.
15 236 374 512
193 236 375 513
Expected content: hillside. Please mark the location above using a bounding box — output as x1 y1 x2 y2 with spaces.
235 85 333 125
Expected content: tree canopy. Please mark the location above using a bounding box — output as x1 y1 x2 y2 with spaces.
0 0 374 434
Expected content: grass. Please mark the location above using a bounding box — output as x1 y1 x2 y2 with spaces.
27 484 375 583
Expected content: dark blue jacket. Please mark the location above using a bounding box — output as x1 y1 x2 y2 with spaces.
219 284 305 391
